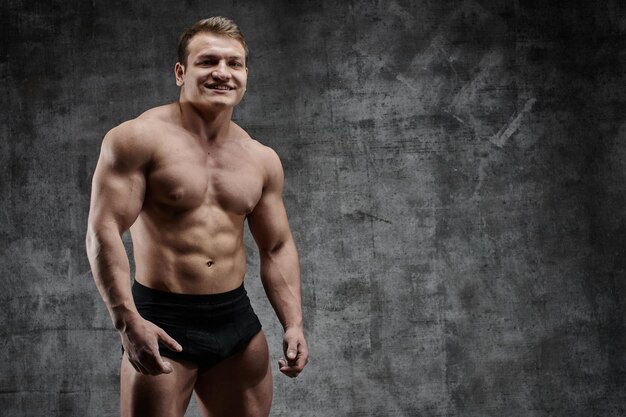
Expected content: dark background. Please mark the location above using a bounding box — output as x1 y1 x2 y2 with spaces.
2 0 625 416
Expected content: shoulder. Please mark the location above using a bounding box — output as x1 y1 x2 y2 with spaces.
243 139 283 179
106 104 176 143
253 140 282 169
101 104 178 161
233 123 281 165
230 122 285 190
100 118 158 171
249 139 284 190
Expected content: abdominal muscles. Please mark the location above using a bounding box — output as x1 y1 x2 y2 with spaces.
130 203 249 294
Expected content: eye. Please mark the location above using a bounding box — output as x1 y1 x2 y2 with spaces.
199 59 217 66
230 61 243 68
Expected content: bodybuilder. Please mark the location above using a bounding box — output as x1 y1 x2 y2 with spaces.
85 17 308 417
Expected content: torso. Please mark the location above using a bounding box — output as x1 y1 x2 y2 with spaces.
129 104 267 294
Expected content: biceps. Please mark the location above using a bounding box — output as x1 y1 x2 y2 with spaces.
88 163 146 233
248 194 292 252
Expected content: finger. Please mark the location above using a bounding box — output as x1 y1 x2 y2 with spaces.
287 343 308 368
284 339 298 363
278 357 305 378
156 355 174 374
143 345 173 375
125 351 149 375
294 351 309 370
133 345 166 375
296 346 309 365
279 364 299 378
157 329 183 352
280 362 304 375
278 358 295 375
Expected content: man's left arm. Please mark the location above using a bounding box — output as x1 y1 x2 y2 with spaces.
247 147 308 378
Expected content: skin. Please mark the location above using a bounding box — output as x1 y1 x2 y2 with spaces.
85 32 308 417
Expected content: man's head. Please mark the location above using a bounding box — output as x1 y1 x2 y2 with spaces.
175 17 249 111
177 16 248 67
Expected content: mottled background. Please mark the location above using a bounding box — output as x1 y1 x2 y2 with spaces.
2 0 625 416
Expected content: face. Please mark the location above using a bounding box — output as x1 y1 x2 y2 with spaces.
175 33 248 111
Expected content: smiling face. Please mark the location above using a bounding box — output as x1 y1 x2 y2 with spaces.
175 33 248 111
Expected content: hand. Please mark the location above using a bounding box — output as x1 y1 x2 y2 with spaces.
120 313 182 376
278 326 308 378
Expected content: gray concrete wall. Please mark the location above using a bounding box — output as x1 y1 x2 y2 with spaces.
2 0 625 416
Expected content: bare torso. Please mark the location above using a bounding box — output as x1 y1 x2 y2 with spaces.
130 103 267 293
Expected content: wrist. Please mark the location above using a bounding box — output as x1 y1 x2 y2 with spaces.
283 321 304 332
110 304 140 331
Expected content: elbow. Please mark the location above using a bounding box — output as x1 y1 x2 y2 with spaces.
85 225 99 259
260 239 287 258
85 223 114 259
268 240 286 255
86 215 124 242
260 237 297 260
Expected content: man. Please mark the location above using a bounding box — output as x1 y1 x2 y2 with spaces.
85 16 308 417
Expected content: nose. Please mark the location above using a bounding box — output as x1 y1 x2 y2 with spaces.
211 61 231 81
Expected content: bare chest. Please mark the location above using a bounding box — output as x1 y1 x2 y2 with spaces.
147 143 264 215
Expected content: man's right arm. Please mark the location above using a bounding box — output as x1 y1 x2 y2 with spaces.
85 123 181 375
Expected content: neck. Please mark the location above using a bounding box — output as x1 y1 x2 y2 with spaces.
177 99 234 141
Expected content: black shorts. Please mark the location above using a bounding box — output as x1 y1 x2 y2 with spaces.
130 280 262 369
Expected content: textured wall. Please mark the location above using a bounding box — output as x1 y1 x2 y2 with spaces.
2 0 625 416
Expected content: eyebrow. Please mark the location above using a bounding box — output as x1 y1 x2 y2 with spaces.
195 53 244 61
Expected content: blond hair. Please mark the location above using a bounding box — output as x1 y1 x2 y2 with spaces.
177 16 248 66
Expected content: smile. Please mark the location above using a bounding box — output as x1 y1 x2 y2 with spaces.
205 84 235 90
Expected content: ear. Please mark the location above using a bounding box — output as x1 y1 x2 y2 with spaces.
175 62 185 86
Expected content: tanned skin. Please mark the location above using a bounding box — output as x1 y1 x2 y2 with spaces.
85 33 308 417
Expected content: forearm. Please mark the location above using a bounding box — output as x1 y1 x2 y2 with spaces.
259 239 303 330
85 226 139 331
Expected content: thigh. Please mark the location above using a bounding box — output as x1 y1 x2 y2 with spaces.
120 352 198 417
194 330 273 417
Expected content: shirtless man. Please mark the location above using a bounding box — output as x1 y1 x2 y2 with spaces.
85 17 308 417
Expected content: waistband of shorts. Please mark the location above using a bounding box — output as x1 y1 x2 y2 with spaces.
132 280 247 304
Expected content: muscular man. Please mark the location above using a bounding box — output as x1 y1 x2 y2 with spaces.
85 17 308 417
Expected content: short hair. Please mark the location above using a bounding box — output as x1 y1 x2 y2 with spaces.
177 16 248 66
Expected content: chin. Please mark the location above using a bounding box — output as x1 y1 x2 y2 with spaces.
193 99 236 112
208 96 243 107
